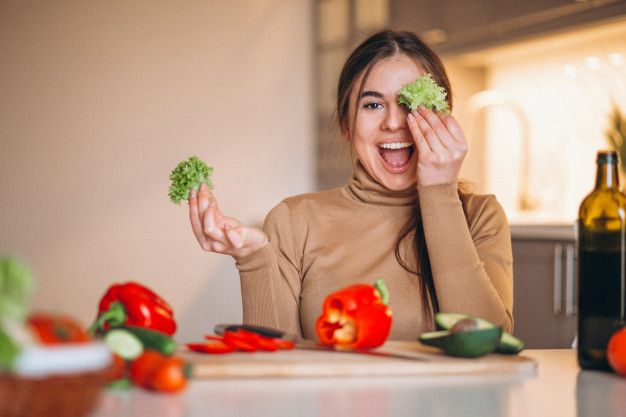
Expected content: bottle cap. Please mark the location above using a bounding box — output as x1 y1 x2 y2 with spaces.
597 150 618 164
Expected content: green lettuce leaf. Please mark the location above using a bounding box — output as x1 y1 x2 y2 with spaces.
398 74 450 113
168 156 214 204
0 256 34 321
0 326 20 370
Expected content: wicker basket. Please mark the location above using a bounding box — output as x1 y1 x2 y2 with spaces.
0 368 108 417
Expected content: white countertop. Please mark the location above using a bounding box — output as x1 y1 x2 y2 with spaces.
89 349 626 417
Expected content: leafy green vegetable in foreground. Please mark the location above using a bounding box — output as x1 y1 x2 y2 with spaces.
0 256 35 321
0 256 35 369
168 156 213 204
398 74 450 113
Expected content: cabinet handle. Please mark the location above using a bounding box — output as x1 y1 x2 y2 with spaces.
553 244 563 315
565 244 575 317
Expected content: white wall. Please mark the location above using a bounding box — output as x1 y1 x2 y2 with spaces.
0 1 314 341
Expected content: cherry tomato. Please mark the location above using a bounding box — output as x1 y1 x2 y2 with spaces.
130 350 165 387
608 327 626 376
27 313 91 344
151 357 189 393
187 340 234 354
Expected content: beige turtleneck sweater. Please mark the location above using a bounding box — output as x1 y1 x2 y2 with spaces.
235 159 513 341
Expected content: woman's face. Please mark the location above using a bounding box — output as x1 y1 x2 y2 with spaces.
345 53 424 191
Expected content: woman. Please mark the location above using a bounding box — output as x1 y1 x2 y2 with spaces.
188 30 513 340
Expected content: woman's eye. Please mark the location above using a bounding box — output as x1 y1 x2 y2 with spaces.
363 102 384 110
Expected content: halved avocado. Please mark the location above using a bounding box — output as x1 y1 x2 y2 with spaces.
419 327 502 358
435 312 524 355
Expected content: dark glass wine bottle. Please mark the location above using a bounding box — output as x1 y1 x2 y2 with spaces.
578 150 626 370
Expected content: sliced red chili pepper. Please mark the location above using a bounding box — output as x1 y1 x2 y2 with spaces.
204 335 226 342
186 341 234 354
202 331 292 352
239 332 279 351
273 339 296 350
255 337 278 351
222 330 258 352
228 330 280 352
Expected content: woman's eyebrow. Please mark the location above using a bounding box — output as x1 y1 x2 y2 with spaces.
360 90 384 99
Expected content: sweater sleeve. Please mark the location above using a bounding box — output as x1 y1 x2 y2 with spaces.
234 202 303 337
417 183 514 332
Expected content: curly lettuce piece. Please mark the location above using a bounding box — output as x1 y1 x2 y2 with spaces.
398 74 450 113
168 156 214 204
0 256 35 321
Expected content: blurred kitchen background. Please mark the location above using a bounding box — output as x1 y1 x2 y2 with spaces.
2 0 626 347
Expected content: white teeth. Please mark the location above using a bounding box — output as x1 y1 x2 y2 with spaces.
378 142 412 150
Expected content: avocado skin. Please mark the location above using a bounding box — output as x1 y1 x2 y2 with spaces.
435 312 524 354
420 327 503 358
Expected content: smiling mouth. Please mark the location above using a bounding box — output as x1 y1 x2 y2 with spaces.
378 142 415 171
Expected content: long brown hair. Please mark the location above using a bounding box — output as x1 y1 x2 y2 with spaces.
336 30 455 323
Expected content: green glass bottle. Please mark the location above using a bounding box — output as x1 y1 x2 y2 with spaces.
578 150 626 370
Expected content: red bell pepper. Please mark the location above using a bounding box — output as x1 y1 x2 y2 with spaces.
90 281 176 336
315 279 392 350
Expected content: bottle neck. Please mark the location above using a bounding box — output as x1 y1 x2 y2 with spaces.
595 162 620 190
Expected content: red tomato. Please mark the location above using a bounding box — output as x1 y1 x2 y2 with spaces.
130 350 165 387
27 313 91 344
187 340 234 354
151 357 188 393
608 328 626 376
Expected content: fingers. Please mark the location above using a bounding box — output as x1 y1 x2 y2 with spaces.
408 107 468 154
188 185 266 256
415 106 456 150
225 227 244 249
197 183 211 213
407 112 432 157
188 188 209 249
440 113 468 148
188 184 229 253
203 200 228 244
408 107 468 187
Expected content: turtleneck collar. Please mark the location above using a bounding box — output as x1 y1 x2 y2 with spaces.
342 153 418 207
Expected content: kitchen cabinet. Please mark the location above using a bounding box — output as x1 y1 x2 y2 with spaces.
511 226 577 349
390 0 626 55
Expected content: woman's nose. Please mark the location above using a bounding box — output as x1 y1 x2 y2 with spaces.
381 102 407 131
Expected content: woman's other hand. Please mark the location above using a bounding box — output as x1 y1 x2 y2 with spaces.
188 184 269 258
407 105 468 186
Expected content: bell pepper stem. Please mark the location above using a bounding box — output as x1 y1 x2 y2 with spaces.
374 279 389 305
88 301 127 335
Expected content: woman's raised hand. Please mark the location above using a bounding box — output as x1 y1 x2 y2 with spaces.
188 183 269 258
407 105 468 187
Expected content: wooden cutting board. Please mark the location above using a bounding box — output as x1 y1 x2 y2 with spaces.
181 341 537 379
